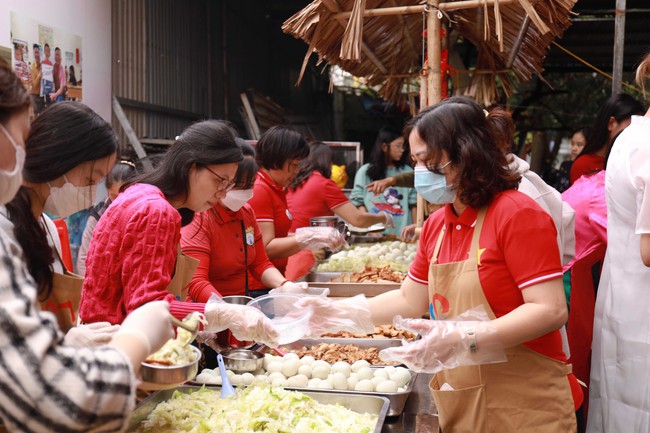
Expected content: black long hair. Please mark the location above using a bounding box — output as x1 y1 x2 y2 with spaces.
289 141 333 190
366 126 410 181
123 120 243 226
233 138 258 190
578 93 645 159
6 102 119 299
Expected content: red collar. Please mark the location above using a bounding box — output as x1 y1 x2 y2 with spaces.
258 170 285 192
443 203 478 228
211 202 243 223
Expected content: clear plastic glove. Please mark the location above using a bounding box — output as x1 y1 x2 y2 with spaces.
380 211 395 228
295 227 347 252
63 322 120 347
114 300 174 355
270 281 330 297
295 294 374 338
204 296 279 348
379 307 507 373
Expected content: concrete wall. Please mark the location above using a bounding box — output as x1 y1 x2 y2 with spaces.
0 0 112 120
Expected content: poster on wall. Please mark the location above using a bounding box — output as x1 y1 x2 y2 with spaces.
10 11 83 114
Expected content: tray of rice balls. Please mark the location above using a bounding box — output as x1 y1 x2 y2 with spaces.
192 326 418 416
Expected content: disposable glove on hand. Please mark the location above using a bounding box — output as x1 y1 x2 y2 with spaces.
295 227 347 252
295 294 374 338
380 211 394 228
269 281 330 297
63 322 120 347
114 301 174 355
204 302 279 348
379 316 507 374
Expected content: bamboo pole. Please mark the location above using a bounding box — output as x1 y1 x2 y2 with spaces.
416 0 443 231
612 0 626 94
333 0 522 19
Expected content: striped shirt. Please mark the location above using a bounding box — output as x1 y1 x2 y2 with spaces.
0 226 136 432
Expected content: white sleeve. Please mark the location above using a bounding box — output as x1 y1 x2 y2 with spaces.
631 145 650 234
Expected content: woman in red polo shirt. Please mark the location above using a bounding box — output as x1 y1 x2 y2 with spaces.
300 97 582 433
181 140 300 300
247 126 346 293
286 141 393 279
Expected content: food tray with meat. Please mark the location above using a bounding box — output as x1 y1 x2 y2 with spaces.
322 324 417 340
127 385 390 432
300 272 400 297
282 339 403 363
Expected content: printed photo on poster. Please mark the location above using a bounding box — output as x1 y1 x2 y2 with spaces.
10 11 83 114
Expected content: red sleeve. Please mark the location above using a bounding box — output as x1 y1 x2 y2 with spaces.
498 207 563 289
180 212 223 302
169 300 207 322
407 211 444 284
323 177 350 210
249 183 275 222
250 218 275 279
120 202 180 314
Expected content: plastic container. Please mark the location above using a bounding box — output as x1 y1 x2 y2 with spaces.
247 293 312 345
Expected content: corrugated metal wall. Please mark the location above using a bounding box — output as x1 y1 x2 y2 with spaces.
112 0 210 154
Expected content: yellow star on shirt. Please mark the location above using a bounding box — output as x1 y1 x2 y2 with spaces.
477 248 486 266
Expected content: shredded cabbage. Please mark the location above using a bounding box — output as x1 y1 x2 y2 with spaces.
145 312 206 366
134 385 378 433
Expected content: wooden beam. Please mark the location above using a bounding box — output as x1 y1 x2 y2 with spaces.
387 0 419 62
112 97 153 171
333 0 522 19
320 0 389 74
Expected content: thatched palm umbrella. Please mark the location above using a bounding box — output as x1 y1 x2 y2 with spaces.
283 0 577 107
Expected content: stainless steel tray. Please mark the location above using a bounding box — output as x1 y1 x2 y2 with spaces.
287 337 404 350
300 272 401 297
127 385 390 432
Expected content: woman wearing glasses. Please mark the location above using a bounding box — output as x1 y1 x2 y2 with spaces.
180 140 300 301
79 121 279 347
299 97 582 432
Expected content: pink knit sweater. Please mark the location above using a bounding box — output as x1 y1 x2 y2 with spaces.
79 183 205 324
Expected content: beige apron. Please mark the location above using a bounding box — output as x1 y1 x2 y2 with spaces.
428 209 576 433
39 270 83 333
165 246 199 300
39 220 84 332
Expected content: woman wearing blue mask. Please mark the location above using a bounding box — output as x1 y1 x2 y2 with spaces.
298 96 582 433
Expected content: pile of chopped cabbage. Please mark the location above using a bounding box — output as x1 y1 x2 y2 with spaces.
145 312 206 366
317 241 417 273
134 385 378 433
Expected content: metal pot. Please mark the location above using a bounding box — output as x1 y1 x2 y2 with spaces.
220 348 264 372
222 295 253 305
309 216 351 242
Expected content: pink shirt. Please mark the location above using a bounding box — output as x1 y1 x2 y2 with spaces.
79 183 205 324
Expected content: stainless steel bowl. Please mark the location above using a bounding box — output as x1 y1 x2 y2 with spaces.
222 295 253 305
140 346 201 385
220 348 264 372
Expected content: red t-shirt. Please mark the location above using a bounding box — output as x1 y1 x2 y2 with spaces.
286 171 349 232
248 171 293 287
570 153 604 185
180 204 274 300
408 190 565 361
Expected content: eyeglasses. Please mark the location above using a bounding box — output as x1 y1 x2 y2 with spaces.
204 166 236 192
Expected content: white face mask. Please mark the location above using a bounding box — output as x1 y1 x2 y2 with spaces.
0 124 26 206
44 175 97 218
221 188 254 212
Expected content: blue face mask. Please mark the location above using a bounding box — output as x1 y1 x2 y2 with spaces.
414 165 456 204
